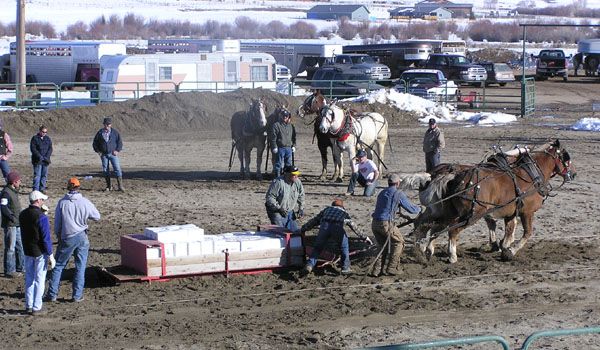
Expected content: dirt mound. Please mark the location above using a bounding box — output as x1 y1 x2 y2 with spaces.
0 89 419 137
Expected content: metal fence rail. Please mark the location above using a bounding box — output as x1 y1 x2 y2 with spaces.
520 326 600 350
362 326 600 350
365 335 510 350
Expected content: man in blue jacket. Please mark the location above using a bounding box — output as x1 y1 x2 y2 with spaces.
370 173 421 277
30 125 53 193
45 177 100 303
92 117 124 191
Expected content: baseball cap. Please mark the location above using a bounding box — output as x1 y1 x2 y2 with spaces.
283 165 301 176
68 177 81 188
428 118 437 125
388 173 401 185
356 149 367 158
29 190 48 202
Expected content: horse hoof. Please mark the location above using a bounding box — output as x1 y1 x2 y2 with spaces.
412 248 427 264
501 248 514 261
335 177 344 183
490 241 501 253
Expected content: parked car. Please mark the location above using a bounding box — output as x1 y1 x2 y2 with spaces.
479 62 516 87
423 53 487 86
311 66 385 98
394 69 458 104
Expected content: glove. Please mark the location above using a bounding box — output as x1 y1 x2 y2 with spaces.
272 147 278 154
279 208 288 217
297 208 304 218
364 237 373 245
292 146 296 153
47 254 56 270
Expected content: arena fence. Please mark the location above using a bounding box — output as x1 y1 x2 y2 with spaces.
363 325 600 350
2 79 531 117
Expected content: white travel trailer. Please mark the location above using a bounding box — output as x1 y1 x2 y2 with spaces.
240 40 343 78
100 52 277 101
9 41 126 86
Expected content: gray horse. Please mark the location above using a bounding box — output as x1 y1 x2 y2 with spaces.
230 98 268 180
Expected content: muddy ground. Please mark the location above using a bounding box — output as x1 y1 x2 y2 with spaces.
0 77 599 349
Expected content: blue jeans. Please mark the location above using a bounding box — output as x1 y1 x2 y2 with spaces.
25 255 48 311
0 159 9 182
425 151 441 173
347 172 378 197
267 209 299 233
306 221 350 270
47 231 89 301
101 153 122 177
32 162 49 191
273 147 293 177
3 226 24 275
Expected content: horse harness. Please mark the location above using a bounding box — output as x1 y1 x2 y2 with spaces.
457 151 552 226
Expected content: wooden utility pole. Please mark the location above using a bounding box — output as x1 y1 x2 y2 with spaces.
16 0 26 105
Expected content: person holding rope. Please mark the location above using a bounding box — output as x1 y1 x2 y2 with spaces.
345 149 379 197
301 199 371 276
370 173 420 277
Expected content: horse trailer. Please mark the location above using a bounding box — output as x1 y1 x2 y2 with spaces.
240 41 343 79
8 41 126 87
99 52 277 101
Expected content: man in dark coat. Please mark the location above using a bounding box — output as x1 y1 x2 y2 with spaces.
30 125 53 192
92 117 124 191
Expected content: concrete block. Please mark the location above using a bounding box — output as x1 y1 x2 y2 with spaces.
146 247 161 260
174 242 188 257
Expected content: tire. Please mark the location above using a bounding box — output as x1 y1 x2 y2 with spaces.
499 83 507 87
563 75 568 82
588 57 599 75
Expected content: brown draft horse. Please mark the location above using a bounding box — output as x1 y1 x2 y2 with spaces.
412 140 575 263
297 90 343 182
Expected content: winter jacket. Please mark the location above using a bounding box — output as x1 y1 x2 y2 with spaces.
423 126 445 154
30 133 53 165
93 128 123 155
20 205 53 257
0 185 21 228
270 121 296 149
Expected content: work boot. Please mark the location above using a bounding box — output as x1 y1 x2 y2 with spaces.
384 241 404 276
104 176 112 192
302 263 313 275
116 176 125 192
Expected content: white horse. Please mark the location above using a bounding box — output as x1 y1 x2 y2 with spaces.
319 102 388 177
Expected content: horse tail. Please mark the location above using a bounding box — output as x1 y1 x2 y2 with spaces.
420 173 456 206
399 172 431 191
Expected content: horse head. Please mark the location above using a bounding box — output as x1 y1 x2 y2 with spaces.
545 139 576 181
249 98 267 128
298 90 326 118
319 101 343 135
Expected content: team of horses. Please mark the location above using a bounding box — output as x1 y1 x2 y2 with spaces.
230 93 576 265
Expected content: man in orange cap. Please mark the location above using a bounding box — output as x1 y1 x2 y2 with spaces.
46 177 100 303
300 199 371 275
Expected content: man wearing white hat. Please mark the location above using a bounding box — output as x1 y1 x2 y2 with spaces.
19 190 55 315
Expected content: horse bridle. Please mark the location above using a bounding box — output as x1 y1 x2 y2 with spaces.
546 148 574 181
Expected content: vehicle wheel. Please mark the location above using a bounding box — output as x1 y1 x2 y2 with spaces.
588 58 599 75
563 75 568 82
499 83 507 87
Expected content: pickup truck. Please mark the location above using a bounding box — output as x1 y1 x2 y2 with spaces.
423 53 487 86
394 69 458 105
536 49 568 81
311 66 385 98
328 54 391 81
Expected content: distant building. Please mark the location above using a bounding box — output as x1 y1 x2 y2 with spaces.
306 5 370 21
389 6 415 19
414 1 473 19
430 7 453 19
